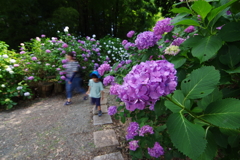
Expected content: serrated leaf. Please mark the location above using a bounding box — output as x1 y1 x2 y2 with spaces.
192 36 222 63
171 57 186 69
207 0 238 22
219 22 240 42
197 89 222 110
202 98 240 129
196 131 217 160
181 66 220 100
192 1 212 20
171 13 189 24
165 90 191 113
171 7 193 14
174 19 200 26
167 113 207 159
219 45 240 68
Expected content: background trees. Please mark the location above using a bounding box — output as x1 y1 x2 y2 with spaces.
0 0 176 49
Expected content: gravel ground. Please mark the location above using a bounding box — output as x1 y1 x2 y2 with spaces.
0 93 126 160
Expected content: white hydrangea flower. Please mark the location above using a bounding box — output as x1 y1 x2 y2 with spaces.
64 26 69 32
9 71 14 74
24 92 30 96
107 51 111 54
1 84 5 87
20 43 24 46
57 30 60 33
17 86 23 90
92 34 96 38
106 45 109 47
164 45 180 56
6 67 12 72
10 59 16 63
3 54 8 58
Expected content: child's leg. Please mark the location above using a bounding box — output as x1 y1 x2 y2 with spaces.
96 98 101 111
66 81 72 102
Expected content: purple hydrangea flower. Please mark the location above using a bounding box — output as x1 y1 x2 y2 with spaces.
124 42 135 50
27 76 34 80
62 59 68 64
148 142 164 158
122 40 128 45
97 63 111 76
61 76 66 80
46 49 51 53
62 64 67 68
110 84 121 95
103 76 115 86
14 64 19 67
171 38 186 46
41 34 46 38
115 60 177 111
108 106 117 115
20 51 26 54
129 140 139 151
62 43 68 48
139 125 154 136
84 58 88 61
153 18 174 36
127 30 135 38
56 68 61 71
59 71 65 75
126 60 132 64
31 57 37 61
184 26 195 33
135 31 160 50
227 10 231 15
126 122 139 140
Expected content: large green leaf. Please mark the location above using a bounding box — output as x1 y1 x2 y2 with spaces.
174 19 200 26
228 134 240 148
197 89 222 110
182 35 203 47
171 7 193 14
191 36 222 63
207 0 238 22
154 100 167 116
167 113 207 159
196 131 217 160
192 1 212 20
181 66 220 100
219 45 240 68
218 22 240 42
165 90 191 113
201 98 240 129
171 13 189 24
171 56 186 69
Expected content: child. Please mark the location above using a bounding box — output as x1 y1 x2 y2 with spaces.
86 71 104 117
64 52 85 105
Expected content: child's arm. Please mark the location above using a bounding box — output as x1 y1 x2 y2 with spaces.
101 90 104 100
86 86 90 95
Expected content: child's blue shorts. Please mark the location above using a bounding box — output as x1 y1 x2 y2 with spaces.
91 97 101 106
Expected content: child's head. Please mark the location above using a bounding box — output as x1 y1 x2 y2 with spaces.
91 74 99 82
66 52 74 61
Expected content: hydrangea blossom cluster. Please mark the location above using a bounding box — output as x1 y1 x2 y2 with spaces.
164 45 180 56
126 122 139 140
135 31 159 50
129 140 139 151
116 60 177 111
122 40 128 45
148 142 164 158
171 38 186 46
97 63 111 76
124 42 135 50
103 76 115 86
110 84 121 95
127 30 135 38
153 18 174 36
108 106 117 115
139 125 154 136
184 26 195 33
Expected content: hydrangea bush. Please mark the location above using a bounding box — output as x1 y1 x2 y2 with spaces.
104 0 240 159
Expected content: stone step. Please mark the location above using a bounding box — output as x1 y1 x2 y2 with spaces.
93 152 124 160
93 105 108 115
93 129 119 148
93 114 112 125
103 89 110 94
101 97 108 105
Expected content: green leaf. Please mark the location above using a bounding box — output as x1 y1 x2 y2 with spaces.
171 7 193 14
207 0 238 22
197 89 222 110
155 124 166 132
191 107 203 113
171 57 186 69
192 1 212 20
221 88 240 98
171 13 189 24
165 90 191 113
224 66 240 74
182 35 203 48
219 45 240 68
167 113 207 159
202 98 240 129
174 19 201 26
211 128 228 148
228 135 240 148
191 36 222 63
196 131 217 160
219 22 240 42
181 66 220 100
154 100 166 116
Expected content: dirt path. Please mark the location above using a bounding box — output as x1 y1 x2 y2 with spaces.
0 94 121 160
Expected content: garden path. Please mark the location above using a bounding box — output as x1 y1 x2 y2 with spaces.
0 91 125 160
